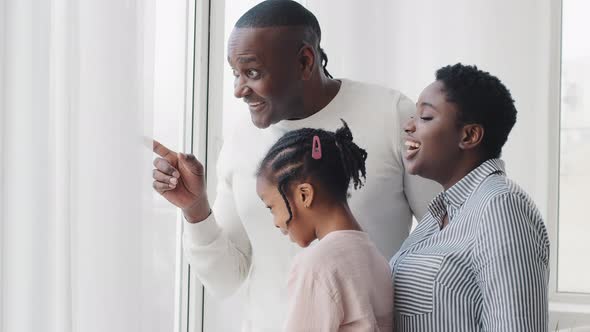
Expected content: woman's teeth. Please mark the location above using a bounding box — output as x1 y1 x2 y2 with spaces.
405 141 421 150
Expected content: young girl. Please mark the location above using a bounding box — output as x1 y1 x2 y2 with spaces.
256 120 393 331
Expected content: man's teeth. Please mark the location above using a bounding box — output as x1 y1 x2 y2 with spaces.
249 102 263 106
405 141 421 149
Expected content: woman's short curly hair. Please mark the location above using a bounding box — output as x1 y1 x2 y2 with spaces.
436 63 517 159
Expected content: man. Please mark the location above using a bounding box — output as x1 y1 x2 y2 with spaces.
152 1 440 330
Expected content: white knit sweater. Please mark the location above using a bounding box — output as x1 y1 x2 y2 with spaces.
183 79 441 331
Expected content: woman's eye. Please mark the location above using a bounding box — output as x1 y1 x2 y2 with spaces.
247 69 260 79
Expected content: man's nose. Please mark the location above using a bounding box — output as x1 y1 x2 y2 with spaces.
234 76 251 98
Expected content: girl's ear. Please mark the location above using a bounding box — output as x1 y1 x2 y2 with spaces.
296 182 315 208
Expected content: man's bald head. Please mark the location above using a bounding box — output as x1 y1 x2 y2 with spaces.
234 0 331 78
236 0 321 44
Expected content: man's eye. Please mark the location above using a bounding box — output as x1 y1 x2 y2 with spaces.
232 69 239 77
420 117 433 121
247 69 260 79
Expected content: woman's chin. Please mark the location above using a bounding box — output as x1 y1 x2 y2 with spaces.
405 160 420 175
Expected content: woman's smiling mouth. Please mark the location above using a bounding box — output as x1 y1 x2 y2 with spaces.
404 139 421 160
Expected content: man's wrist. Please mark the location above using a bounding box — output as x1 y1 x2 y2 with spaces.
182 199 211 223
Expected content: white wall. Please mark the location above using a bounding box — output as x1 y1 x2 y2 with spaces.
218 0 555 220
306 0 553 220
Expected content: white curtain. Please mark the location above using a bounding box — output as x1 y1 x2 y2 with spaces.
0 0 179 331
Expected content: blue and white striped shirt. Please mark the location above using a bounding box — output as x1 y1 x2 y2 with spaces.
390 159 550 331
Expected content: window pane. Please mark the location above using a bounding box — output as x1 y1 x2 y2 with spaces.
558 0 590 294
142 1 188 329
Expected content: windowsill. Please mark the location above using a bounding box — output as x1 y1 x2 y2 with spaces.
551 302 590 313
550 301 590 330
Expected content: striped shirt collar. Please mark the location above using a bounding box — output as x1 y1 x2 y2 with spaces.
428 159 506 222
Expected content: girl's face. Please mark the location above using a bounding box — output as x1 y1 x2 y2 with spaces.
256 175 317 247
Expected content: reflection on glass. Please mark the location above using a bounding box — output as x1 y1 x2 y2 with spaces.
140 1 187 330
558 0 590 294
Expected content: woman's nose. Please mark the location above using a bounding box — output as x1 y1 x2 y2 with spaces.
404 116 416 134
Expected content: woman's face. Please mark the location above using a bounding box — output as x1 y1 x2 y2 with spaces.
403 81 464 183
256 176 316 247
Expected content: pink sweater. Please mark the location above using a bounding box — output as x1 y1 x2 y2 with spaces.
284 230 394 331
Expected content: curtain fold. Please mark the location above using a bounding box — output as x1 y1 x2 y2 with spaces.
0 1 170 331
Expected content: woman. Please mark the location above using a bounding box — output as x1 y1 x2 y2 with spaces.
390 63 550 331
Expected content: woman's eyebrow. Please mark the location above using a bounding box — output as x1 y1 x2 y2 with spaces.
419 101 439 112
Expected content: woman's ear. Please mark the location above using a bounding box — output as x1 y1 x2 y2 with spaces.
297 44 315 80
459 124 484 151
296 183 315 208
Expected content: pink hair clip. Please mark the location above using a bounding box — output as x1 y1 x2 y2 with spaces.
312 135 322 160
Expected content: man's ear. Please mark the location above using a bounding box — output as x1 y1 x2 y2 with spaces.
459 124 484 151
298 44 315 80
296 182 315 208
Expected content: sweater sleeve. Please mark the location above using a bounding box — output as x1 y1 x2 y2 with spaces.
182 141 253 299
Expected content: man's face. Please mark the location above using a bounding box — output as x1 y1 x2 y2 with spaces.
227 27 304 129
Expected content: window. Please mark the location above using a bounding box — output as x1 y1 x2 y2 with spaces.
558 0 590 295
547 0 590 330
146 0 193 330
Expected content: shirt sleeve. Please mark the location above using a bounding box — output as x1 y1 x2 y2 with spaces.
473 193 550 332
395 93 442 220
284 262 343 332
182 141 252 299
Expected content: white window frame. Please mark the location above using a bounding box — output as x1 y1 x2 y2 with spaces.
548 0 590 327
178 0 211 331
180 0 226 331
